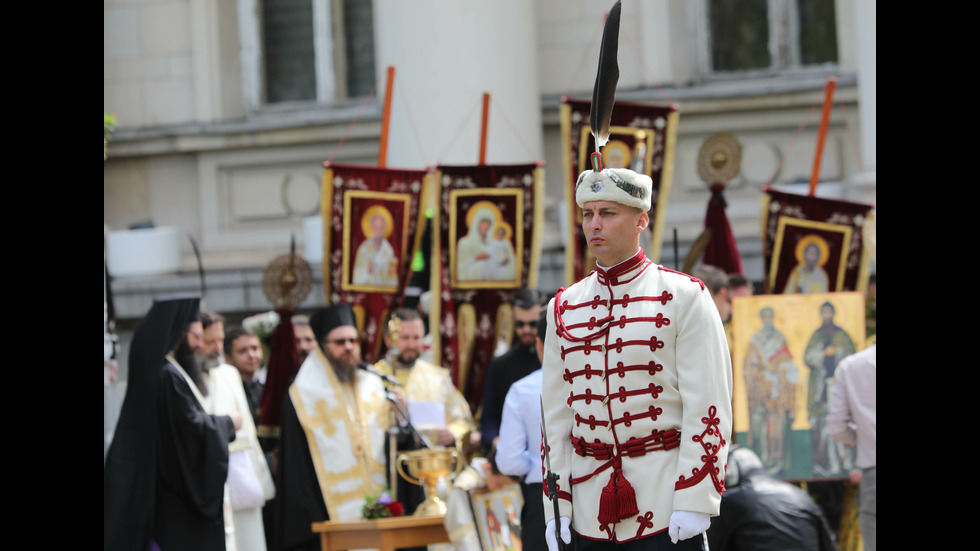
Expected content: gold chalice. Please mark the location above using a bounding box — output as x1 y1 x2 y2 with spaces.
396 447 464 516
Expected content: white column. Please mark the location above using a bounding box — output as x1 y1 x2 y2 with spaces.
637 0 693 87
854 0 876 176
373 0 544 167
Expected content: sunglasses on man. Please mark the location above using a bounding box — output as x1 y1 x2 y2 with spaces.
514 320 538 329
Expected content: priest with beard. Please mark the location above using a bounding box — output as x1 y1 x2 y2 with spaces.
274 304 419 551
104 295 242 551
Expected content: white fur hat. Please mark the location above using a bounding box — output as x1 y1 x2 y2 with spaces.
575 168 652 211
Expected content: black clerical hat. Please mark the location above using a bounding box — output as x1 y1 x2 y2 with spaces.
309 303 357 344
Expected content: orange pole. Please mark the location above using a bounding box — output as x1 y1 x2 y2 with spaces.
479 92 490 165
378 66 396 167
808 76 837 196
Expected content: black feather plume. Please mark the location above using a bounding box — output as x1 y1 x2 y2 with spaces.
591 0 622 152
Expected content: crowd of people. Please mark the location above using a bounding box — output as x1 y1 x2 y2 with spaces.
104 286 555 551
105 168 874 551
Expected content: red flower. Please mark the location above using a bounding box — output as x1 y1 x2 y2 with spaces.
385 501 404 517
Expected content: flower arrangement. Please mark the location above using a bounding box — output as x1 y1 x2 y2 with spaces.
361 488 404 519
242 310 280 343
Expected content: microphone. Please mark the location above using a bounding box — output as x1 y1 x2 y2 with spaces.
357 362 404 387
360 363 432 448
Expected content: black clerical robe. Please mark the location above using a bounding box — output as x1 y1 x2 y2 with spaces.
153 361 237 551
106 295 237 551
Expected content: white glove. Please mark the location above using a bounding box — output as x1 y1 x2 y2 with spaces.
545 516 571 551
668 510 710 543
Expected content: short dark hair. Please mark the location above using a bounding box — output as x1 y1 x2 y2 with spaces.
728 273 750 290
512 288 543 310
224 325 256 356
384 308 422 337
200 309 225 331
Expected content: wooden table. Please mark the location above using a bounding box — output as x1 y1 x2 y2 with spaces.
312 514 450 551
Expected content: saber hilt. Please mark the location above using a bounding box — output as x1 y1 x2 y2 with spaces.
541 396 567 551
545 470 565 551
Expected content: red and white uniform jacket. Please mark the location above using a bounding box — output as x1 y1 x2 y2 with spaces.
541 250 732 543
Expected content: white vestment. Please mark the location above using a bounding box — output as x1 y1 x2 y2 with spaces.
210 364 275 551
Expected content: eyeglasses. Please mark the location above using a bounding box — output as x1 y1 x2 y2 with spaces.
328 337 359 346
514 320 538 329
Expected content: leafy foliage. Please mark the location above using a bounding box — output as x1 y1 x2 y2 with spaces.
104 114 117 160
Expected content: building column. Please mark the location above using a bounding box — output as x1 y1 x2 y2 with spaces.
373 0 544 168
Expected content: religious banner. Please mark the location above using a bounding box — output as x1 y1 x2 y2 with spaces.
322 162 431 362
761 188 875 295
730 291 866 480
432 163 543 411
559 97 679 283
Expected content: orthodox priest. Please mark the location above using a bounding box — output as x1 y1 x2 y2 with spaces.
104 295 241 551
374 307 475 450
275 304 410 551
541 167 733 550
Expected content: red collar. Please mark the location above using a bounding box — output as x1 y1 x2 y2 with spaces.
595 249 651 286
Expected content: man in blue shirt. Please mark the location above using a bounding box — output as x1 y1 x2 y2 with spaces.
480 288 544 454
494 307 548 550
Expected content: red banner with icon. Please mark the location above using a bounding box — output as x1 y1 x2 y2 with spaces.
322 162 430 362
761 187 875 295
431 163 543 412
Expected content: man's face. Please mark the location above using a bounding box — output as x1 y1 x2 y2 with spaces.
294 324 317 363
513 305 541 348
581 201 647 266
323 325 361 374
228 334 263 379
711 288 731 324
201 321 225 365
730 285 752 299
186 321 205 351
390 319 425 366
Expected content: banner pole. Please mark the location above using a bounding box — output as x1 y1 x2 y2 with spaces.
378 65 396 167
808 76 836 196
479 92 490 165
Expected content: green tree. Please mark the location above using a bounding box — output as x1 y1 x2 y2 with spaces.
104 114 117 160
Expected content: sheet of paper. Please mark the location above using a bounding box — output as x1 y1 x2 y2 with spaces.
408 400 446 428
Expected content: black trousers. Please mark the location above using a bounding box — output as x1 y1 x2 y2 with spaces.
521 482 547 550
572 530 706 550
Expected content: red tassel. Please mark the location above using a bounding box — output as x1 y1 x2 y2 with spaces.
598 475 619 524
597 469 639 524
616 473 639 519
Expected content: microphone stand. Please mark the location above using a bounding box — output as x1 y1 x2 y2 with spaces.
359 362 434 501
384 385 433 505
384 386 433 449
387 405 398 501
359 362 432 448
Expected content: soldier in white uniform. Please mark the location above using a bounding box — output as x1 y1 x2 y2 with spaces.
542 167 733 550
